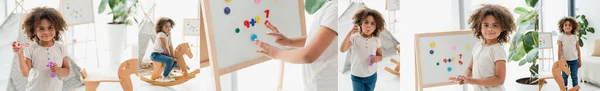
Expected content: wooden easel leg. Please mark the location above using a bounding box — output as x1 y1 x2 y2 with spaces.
85 82 100 91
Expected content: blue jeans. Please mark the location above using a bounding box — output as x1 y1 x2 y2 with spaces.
351 73 377 91
562 60 579 88
151 52 176 77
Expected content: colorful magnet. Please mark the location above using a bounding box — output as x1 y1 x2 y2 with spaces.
264 20 270 26
250 19 256 26
254 0 260 4
264 10 270 18
452 46 456 50
244 20 250 28
436 62 440 66
459 60 463 65
429 50 434 54
447 67 452 72
443 58 447 63
466 44 471 50
255 16 260 24
235 28 240 33
459 54 463 59
430 41 436 48
251 33 258 42
224 7 231 15
225 0 231 3
448 58 452 63
451 57 456 62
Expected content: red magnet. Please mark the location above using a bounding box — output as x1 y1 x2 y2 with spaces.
264 10 270 18
264 20 269 25
244 20 250 28
459 54 463 59
459 60 463 65
443 58 447 63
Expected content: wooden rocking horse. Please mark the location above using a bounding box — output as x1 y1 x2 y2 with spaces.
385 45 400 76
140 43 201 86
80 58 139 91
536 60 580 91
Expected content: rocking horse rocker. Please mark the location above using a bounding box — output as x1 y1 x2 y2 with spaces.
536 60 581 91
140 43 201 86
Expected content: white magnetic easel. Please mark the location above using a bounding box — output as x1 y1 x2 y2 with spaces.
59 0 99 67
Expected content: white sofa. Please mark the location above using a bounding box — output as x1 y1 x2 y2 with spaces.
580 39 600 86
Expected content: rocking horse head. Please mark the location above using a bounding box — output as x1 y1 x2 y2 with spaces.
553 60 571 75
174 43 193 60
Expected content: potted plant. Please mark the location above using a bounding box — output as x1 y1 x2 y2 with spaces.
98 0 137 69
575 14 595 47
509 0 542 90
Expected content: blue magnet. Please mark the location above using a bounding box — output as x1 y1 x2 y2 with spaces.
250 18 256 26
447 67 452 72
429 50 434 54
224 7 231 15
251 33 258 42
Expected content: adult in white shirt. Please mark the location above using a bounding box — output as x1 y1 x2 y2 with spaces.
253 0 338 91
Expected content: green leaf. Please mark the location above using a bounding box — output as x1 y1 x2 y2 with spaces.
514 7 532 15
304 0 325 14
510 42 527 62
583 18 589 27
589 27 595 33
98 0 107 14
523 31 539 52
581 29 587 35
526 0 539 7
582 15 587 20
576 15 581 19
519 58 528 66
580 38 585 47
522 49 539 65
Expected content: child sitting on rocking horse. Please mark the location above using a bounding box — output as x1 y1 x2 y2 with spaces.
151 17 179 82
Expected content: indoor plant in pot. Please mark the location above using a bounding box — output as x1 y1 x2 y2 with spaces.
98 0 137 69
509 0 542 90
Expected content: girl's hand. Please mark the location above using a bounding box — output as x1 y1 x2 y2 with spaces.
50 62 58 72
12 41 23 56
254 40 281 59
350 25 359 34
265 22 293 46
370 57 381 64
579 61 582 68
448 75 465 84
458 75 477 84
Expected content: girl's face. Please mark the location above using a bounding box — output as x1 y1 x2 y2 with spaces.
360 16 376 36
481 15 503 40
563 21 573 34
35 19 56 42
162 22 172 33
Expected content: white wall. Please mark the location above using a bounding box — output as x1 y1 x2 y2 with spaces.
576 0 600 56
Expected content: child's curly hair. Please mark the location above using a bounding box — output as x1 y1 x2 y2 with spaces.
22 7 67 42
155 17 175 34
468 4 515 44
558 17 579 34
353 7 385 37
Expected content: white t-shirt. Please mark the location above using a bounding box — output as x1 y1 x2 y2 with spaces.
349 34 381 77
471 42 506 91
302 0 338 91
24 43 67 91
153 32 172 54
558 34 578 61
